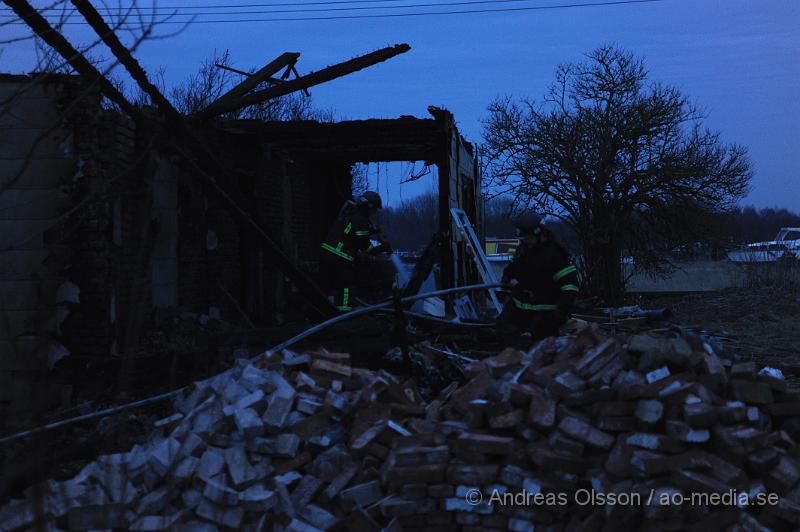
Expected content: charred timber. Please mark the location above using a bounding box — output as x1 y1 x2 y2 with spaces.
69 0 180 119
2 0 136 117
199 53 301 117
213 44 411 116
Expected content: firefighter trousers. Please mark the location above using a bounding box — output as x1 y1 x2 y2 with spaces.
321 253 356 312
496 302 566 349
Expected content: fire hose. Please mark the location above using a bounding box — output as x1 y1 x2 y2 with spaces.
0 282 504 445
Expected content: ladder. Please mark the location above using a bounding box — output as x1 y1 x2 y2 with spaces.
450 208 503 314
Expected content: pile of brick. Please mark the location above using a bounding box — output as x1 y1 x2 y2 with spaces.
2 323 800 531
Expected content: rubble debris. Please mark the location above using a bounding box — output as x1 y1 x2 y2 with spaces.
2 325 799 531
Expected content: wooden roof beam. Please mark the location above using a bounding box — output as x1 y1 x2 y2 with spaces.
213 44 411 116
198 52 301 118
69 0 180 119
3 0 137 117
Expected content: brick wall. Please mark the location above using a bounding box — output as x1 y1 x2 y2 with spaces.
0 75 111 426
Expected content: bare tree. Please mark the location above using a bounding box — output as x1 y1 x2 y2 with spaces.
351 163 369 197
483 44 752 303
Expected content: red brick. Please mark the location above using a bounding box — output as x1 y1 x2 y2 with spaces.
427 484 455 498
549 371 586 398
634 400 663 427
597 417 636 433
446 464 499 485
574 338 618 378
768 403 800 417
729 380 774 405
453 434 517 455
393 445 449 466
528 387 556 431
484 348 524 376
683 402 716 427
557 417 614 450
670 469 729 494
320 464 359 503
389 464 446 485
447 371 493 413
765 456 800 493
527 443 586 474
547 431 585 456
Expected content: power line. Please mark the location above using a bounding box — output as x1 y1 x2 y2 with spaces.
1 0 615 16
0 0 427 10
2 0 665 23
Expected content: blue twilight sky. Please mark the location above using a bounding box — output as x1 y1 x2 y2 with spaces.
2 0 798 209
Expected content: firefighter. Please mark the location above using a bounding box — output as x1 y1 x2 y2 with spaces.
497 213 579 347
320 191 391 312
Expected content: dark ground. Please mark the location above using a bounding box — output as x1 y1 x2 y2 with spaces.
3 285 797 499
634 286 800 375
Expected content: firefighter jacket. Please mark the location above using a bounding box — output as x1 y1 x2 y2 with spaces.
321 208 379 263
501 240 579 311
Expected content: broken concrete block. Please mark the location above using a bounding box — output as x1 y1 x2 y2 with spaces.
299 504 338 530
285 518 325 532
221 378 248 405
179 431 206 458
149 437 181 477
320 464 359 503
274 477 297 518
202 477 240 506
190 400 225 437
263 395 295 429
173 456 199 485
130 511 187 531
297 397 324 415
173 521 219 532
291 475 324 509
225 446 261 489
235 389 267 411
181 488 203 509
339 480 383 510
67 503 128 530
239 364 275 393
197 448 225 479
135 486 169 515
174 384 213 415
234 407 264 438
239 485 277 512
275 433 301 458
196 498 244 529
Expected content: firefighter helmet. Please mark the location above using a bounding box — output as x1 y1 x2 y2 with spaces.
513 213 543 237
358 191 383 210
